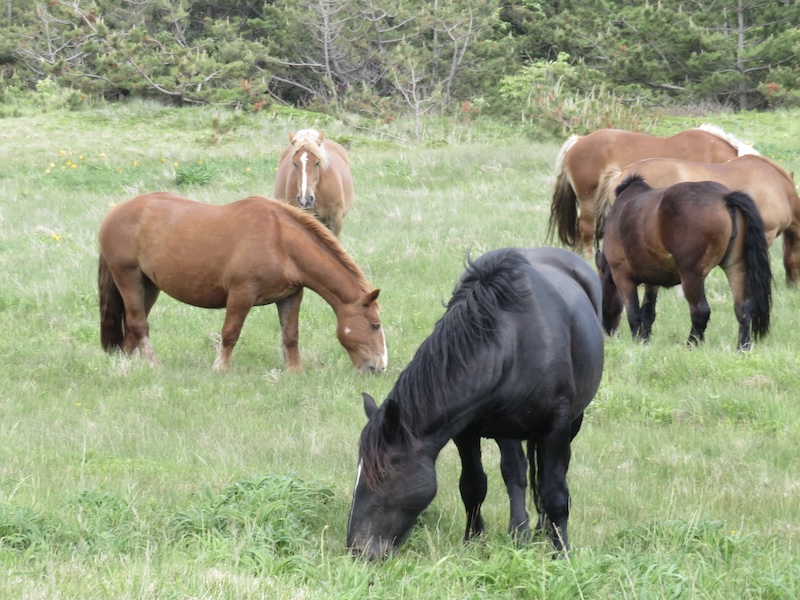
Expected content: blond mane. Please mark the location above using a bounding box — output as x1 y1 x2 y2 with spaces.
696 124 760 157
287 128 331 170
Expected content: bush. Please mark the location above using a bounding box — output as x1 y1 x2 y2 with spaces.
491 54 651 136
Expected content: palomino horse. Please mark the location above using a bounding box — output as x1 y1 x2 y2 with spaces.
593 154 800 286
547 125 758 258
98 192 387 372
596 175 772 350
347 247 604 560
273 129 354 237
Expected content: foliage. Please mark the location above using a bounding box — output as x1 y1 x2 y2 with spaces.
0 0 798 126
493 54 651 135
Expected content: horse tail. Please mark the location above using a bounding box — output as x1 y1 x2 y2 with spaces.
725 191 773 340
98 252 125 351
593 164 622 247
696 124 760 157
547 135 581 247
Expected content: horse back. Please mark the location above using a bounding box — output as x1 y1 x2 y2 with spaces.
514 248 604 412
99 193 301 308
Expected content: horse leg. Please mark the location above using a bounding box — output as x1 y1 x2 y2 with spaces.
453 432 488 541
496 438 529 539
530 416 574 553
275 288 304 372
328 212 343 238
722 264 753 350
577 200 595 260
213 292 255 371
639 285 659 341
114 267 161 365
680 274 711 347
782 223 800 286
617 279 644 341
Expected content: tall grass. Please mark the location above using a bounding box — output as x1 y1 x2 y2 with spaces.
0 100 798 598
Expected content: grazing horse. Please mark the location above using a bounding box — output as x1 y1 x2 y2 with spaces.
596 175 772 350
273 129 354 237
594 154 800 286
547 125 758 258
98 192 387 372
346 247 604 560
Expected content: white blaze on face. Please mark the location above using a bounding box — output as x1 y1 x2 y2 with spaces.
347 459 364 535
380 326 388 369
300 151 309 199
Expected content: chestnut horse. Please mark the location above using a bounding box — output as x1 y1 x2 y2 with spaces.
547 125 758 258
98 192 387 372
594 154 800 286
273 129 354 237
596 175 772 350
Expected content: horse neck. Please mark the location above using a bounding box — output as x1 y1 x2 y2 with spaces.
394 344 502 454
288 234 368 310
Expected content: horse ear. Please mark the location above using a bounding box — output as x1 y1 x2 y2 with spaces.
288 132 295 143
362 392 378 418
381 397 402 441
364 288 381 306
318 130 325 143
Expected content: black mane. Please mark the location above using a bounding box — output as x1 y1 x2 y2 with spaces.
360 249 534 486
614 172 647 197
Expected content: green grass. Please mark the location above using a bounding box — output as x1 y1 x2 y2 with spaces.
0 101 799 598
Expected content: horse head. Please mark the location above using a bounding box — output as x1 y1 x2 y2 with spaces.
347 393 437 561
288 129 329 210
595 251 623 335
337 289 388 374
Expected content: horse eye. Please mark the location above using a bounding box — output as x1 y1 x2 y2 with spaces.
371 323 381 331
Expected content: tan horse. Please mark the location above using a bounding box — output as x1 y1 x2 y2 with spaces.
98 192 387 372
273 129 354 237
594 155 800 286
547 125 758 258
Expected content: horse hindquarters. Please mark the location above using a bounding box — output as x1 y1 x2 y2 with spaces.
723 191 773 349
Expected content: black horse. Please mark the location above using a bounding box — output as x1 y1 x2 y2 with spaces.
346 247 605 560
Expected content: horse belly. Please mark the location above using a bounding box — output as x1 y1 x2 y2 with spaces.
147 266 229 308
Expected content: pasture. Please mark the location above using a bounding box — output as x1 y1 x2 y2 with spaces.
0 102 799 598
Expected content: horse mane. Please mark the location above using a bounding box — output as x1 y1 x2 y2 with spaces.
593 163 623 246
287 128 331 170
695 124 759 157
360 249 534 489
615 172 646 195
269 197 370 293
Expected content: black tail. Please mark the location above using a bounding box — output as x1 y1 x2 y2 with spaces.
724 191 772 340
98 252 125 351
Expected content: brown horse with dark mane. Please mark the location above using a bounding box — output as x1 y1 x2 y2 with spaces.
596 175 772 350
273 129 354 237
98 192 387 372
594 154 800 285
547 125 758 258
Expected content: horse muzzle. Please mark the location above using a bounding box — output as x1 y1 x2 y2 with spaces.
296 194 315 210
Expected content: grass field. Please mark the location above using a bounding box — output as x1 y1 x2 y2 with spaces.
1 100 799 598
